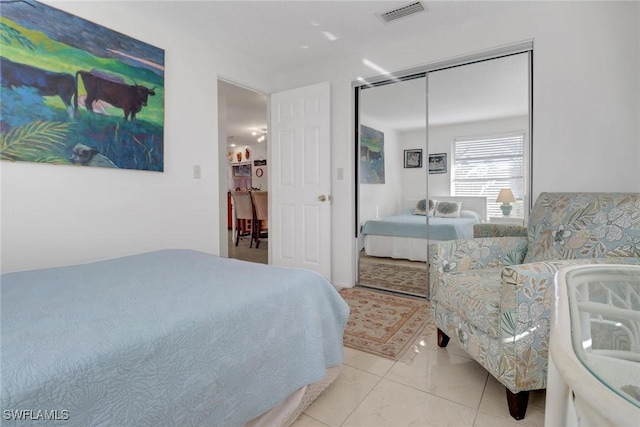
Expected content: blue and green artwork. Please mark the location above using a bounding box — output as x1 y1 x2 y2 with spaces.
0 1 164 171
360 125 385 184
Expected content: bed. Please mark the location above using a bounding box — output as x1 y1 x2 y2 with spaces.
0 249 349 427
361 196 486 262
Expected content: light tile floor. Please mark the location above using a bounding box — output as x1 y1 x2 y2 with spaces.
292 326 546 427
229 231 546 426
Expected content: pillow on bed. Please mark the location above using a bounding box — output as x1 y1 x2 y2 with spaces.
434 201 462 218
413 199 436 216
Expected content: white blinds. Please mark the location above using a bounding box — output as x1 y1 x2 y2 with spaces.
452 133 525 218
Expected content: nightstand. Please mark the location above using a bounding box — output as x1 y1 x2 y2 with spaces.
489 216 525 226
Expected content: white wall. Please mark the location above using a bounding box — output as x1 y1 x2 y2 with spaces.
398 129 427 207
398 116 528 213
429 116 529 195
359 118 402 223
2 2 639 286
1 1 271 272
271 1 640 287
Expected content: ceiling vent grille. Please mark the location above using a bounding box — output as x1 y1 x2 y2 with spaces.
377 2 425 24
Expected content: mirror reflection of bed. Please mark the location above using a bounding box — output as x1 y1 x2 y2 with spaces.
358 197 486 297
356 51 530 298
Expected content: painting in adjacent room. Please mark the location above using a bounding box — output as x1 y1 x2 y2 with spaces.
0 0 165 171
360 125 385 184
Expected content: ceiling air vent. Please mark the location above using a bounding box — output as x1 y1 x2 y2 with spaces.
377 2 425 24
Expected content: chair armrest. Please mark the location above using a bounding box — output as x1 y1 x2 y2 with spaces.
498 257 640 391
429 237 528 295
429 237 528 272
474 223 527 238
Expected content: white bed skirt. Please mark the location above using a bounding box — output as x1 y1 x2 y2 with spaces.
245 366 340 427
364 234 429 262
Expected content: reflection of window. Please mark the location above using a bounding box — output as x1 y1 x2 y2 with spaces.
452 133 525 218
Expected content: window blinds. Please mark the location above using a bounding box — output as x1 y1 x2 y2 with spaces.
452 134 525 218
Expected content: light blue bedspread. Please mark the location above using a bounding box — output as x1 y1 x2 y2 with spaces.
1 250 349 426
361 210 479 240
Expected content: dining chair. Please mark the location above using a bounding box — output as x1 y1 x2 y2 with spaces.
250 191 268 249
231 191 254 247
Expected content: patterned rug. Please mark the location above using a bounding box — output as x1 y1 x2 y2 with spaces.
359 257 427 296
339 287 432 361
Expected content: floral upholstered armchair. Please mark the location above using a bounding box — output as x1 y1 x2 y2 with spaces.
429 193 640 420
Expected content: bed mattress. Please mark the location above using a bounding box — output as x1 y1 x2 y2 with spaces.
1 250 349 426
361 210 478 241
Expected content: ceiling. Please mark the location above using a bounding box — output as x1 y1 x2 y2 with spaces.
219 80 268 147
153 1 529 146
140 1 525 76
361 52 529 131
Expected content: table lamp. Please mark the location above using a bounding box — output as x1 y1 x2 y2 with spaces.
496 188 515 216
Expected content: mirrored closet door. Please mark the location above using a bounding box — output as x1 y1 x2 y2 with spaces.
356 49 531 299
358 77 427 296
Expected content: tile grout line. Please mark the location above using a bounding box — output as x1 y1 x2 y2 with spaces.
338 366 389 427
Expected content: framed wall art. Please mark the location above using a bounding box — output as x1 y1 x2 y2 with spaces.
404 149 422 168
360 125 385 184
0 1 165 171
428 153 447 174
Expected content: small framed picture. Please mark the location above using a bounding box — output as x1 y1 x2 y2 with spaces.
428 153 447 174
404 149 422 168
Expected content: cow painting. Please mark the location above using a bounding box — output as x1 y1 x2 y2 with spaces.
0 56 76 118
75 70 156 121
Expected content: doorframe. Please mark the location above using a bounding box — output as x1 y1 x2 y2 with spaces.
352 40 534 298
217 76 270 261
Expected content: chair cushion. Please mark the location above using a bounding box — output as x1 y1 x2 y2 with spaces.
435 268 504 338
524 193 640 263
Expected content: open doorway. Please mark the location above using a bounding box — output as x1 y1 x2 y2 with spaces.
218 79 268 264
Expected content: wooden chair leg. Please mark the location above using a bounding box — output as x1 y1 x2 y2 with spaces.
437 328 450 348
249 219 254 248
255 220 261 248
235 225 240 246
505 389 529 420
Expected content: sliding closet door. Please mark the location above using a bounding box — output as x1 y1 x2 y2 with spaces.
425 52 532 297
357 77 428 297
355 45 532 300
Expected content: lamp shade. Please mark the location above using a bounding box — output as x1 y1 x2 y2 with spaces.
496 188 516 203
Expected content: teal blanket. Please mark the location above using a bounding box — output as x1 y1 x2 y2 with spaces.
361 210 479 240
1 250 349 426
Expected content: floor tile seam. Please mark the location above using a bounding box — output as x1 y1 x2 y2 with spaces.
337 373 386 427
471 372 491 427
381 376 486 413
342 359 393 378
473 409 522 426
298 412 331 427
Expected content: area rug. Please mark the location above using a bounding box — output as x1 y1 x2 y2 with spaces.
359 257 427 296
339 287 432 361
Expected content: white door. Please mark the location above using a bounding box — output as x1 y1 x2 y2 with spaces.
270 82 331 278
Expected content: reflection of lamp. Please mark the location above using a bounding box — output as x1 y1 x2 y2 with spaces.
496 188 516 216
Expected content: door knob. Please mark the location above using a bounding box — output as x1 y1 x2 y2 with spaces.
318 195 327 202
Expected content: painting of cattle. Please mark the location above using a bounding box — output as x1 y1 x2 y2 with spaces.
0 1 164 171
1 57 77 118
76 70 156 121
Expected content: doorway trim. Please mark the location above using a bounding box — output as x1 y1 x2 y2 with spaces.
217 76 270 260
